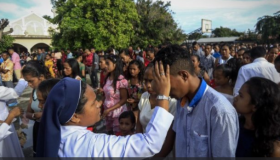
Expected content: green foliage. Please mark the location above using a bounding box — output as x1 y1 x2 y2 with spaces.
255 10 280 43
133 0 187 48
48 0 139 50
0 35 14 53
188 32 203 40
212 27 243 37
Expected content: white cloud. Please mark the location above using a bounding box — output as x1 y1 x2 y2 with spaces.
0 0 53 21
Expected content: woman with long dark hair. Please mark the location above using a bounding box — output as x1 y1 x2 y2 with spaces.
102 55 128 135
21 60 51 156
63 59 81 80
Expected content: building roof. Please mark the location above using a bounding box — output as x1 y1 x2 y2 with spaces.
197 37 240 43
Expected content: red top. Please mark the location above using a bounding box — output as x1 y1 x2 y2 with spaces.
62 54 67 63
84 53 93 67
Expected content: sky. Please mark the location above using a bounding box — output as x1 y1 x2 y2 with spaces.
0 0 280 34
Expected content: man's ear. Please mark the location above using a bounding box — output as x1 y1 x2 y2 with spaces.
178 70 190 82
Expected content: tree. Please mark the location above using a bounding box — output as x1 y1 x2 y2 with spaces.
188 32 203 40
46 0 139 50
255 10 280 43
133 0 187 48
0 35 14 53
212 27 243 37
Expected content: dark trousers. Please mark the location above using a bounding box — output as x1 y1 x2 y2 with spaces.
2 81 17 106
90 69 99 88
33 121 40 157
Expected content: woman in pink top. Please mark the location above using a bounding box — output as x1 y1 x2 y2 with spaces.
102 55 128 135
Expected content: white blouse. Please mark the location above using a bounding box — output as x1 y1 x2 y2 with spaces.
58 107 173 157
138 92 176 132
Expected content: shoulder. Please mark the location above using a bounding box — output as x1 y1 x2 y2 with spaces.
204 87 236 115
141 92 150 99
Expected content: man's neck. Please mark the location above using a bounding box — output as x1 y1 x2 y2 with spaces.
184 76 202 101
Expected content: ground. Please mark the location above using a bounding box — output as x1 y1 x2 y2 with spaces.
14 73 106 157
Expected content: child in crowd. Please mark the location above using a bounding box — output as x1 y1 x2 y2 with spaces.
136 51 144 64
243 50 251 65
145 48 155 65
63 59 81 80
76 54 86 82
234 77 280 157
44 54 55 78
119 50 132 78
102 55 128 135
191 54 210 84
214 64 234 104
136 63 176 133
99 56 107 87
127 60 144 121
37 79 60 110
118 111 136 136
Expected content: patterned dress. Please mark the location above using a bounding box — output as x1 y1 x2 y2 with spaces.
127 81 143 111
103 75 128 132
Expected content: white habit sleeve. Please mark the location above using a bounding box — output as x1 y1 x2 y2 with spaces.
93 107 174 157
0 123 12 141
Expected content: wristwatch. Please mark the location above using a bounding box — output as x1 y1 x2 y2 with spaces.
156 95 169 100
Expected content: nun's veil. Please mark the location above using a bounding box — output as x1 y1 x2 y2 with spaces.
36 77 81 157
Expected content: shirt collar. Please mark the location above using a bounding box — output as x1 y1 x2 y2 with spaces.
253 57 266 63
186 79 207 113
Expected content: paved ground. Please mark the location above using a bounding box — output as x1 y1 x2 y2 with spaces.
14 73 106 157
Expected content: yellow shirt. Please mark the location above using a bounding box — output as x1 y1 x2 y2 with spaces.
45 60 55 78
1 59 14 81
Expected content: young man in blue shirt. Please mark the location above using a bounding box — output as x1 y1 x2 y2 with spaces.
154 44 239 157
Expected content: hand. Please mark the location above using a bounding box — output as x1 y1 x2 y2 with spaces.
75 76 82 80
34 112 43 119
102 109 110 118
127 98 135 104
10 107 23 117
151 61 171 97
97 88 104 93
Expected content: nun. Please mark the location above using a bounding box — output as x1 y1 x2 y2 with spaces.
0 78 28 157
36 62 173 157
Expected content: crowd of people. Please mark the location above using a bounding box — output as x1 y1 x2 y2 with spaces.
0 41 280 157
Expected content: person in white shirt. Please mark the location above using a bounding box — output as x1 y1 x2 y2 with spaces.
0 79 28 157
234 46 280 96
36 62 174 157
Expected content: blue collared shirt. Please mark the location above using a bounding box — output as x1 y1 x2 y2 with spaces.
173 79 239 157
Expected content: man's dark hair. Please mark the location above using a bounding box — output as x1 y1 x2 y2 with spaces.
274 55 280 64
250 46 266 59
237 48 247 53
192 41 198 46
154 44 195 76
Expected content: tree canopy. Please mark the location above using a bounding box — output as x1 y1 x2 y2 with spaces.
133 0 187 47
47 0 139 50
255 10 280 43
0 35 14 53
46 0 186 50
212 27 243 37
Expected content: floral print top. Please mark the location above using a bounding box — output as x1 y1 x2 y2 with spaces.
103 75 128 118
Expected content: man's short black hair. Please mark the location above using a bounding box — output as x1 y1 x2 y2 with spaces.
154 44 195 76
192 41 198 46
250 46 266 59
